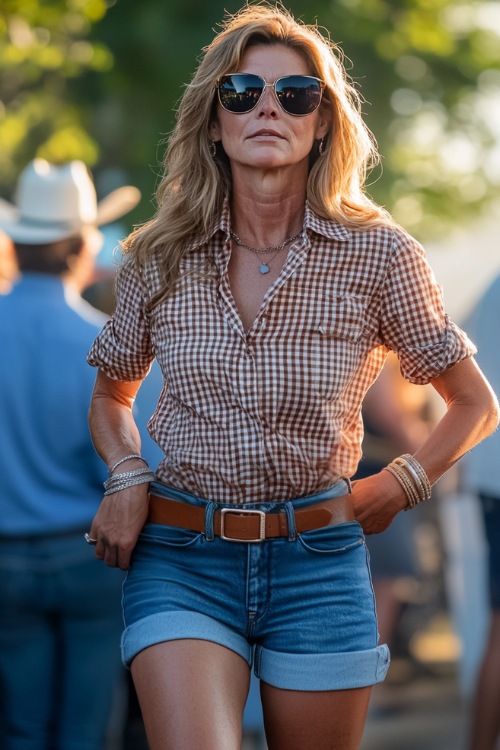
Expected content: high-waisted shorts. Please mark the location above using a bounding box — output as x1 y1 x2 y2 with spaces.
121 480 390 691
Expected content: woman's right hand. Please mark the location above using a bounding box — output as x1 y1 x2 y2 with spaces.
88 483 150 569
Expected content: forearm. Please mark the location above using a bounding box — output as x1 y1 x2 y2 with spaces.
414 402 497 486
352 357 499 534
415 358 499 486
88 371 152 569
88 370 145 471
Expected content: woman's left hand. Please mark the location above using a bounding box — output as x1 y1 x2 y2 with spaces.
350 470 407 534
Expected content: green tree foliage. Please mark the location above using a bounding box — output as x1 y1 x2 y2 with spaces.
2 0 500 239
328 0 500 237
0 0 113 193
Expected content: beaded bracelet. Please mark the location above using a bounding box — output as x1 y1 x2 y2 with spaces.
382 454 432 510
393 457 428 505
401 454 432 499
108 454 148 476
383 462 421 509
103 467 155 496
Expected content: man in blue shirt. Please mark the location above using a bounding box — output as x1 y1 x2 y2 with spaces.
0 159 140 750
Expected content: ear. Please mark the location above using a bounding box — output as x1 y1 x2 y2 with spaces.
315 109 331 141
209 119 221 142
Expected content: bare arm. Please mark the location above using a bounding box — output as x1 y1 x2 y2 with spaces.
88 369 150 569
352 357 499 533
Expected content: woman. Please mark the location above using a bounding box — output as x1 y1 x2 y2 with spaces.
86 5 499 749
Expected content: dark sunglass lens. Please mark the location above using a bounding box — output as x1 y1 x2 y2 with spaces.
218 74 264 113
275 76 322 115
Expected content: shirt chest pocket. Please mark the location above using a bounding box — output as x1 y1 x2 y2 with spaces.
314 295 371 400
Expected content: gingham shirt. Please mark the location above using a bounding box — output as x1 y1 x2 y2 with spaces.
88 202 475 504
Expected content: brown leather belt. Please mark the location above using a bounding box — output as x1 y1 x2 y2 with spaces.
147 493 355 543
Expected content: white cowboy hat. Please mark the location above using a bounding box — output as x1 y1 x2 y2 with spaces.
0 159 141 244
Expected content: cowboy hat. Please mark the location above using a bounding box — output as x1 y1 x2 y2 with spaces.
0 159 141 244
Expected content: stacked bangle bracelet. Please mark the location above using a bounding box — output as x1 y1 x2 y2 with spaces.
383 453 432 510
103 455 154 496
108 454 147 476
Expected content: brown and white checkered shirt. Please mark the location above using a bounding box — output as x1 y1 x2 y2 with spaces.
88 202 475 504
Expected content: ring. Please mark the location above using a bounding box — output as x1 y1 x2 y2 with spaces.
84 532 98 545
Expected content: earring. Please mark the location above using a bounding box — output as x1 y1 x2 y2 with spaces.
209 140 217 157
318 138 325 156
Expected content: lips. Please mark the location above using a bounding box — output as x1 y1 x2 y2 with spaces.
249 129 284 139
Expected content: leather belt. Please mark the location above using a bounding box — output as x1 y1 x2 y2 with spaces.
147 492 355 543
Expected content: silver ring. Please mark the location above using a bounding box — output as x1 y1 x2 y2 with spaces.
84 532 98 545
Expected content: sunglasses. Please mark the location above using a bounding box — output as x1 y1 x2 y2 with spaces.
217 74 325 117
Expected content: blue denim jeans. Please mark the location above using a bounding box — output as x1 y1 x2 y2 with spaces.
0 530 125 750
122 481 390 690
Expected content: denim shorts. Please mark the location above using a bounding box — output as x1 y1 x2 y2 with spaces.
121 480 390 691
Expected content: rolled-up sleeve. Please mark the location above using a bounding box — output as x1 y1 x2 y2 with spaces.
87 259 154 382
379 230 476 384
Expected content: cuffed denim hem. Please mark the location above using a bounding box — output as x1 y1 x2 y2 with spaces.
254 643 390 691
121 611 253 668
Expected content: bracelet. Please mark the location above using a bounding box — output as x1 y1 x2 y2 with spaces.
383 454 432 511
400 454 432 499
103 467 155 496
108 454 148 476
383 463 421 509
393 457 428 504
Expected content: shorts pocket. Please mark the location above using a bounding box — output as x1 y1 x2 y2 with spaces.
298 521 364 555
139 522 202 548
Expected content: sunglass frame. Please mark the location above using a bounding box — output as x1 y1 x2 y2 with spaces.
216 73 326 117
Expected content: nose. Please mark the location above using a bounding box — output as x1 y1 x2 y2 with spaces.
257 84 279 117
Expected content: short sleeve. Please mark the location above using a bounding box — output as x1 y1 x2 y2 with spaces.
87 259 154 381
379 229 476 384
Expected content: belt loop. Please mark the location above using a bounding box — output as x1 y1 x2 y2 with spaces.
284 502 296 541
343 476 353 494
204 501 218 541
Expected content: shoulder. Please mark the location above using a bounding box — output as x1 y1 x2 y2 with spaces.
305 204 417 257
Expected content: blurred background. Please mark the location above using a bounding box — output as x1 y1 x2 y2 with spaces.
1 1 500 749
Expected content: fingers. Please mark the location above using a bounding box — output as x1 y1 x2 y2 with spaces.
350 471 405 534
93 533 135 570
85 485 150 569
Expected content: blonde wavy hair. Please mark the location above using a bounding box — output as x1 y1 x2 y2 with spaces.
123 2 391 305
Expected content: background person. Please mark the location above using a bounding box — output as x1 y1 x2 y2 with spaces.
0 229 17 293
461 274 500 750
0 159 140 750
85 5 498 750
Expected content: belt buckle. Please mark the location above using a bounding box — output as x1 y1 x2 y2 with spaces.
220 508 266 543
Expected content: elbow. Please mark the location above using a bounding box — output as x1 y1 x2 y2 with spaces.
487 392 500 436
478 386 500 440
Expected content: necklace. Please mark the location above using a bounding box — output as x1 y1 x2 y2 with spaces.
230 230 303 274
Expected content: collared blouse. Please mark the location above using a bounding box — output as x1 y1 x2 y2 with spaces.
88 203 475 504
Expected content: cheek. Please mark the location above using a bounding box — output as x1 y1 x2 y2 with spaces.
214 108 247 144
218 127 250 161
292 126 317 153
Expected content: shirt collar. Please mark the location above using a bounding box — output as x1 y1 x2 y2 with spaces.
188 197 350 250
188 199 231 252
303 203 350 242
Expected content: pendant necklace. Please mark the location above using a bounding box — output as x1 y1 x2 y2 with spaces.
230 229 303 274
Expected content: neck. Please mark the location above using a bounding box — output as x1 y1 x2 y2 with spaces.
230 165 308 246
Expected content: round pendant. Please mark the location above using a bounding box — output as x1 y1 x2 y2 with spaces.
259 263 270 274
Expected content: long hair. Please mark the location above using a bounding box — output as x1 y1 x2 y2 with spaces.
124 2 391 306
